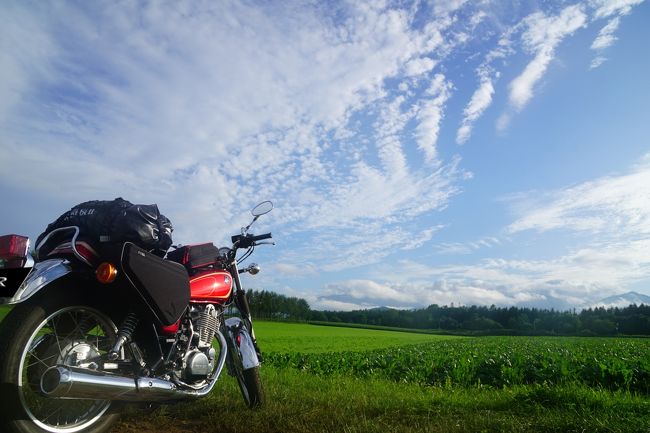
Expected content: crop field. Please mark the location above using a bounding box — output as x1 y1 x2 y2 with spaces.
263 334 650 392
117 322 650 433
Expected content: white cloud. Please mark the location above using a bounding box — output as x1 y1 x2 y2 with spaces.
590 56 608 69
589 16 623 69
0 1 462 247
508 157 650 235
587 1 644 69
435 236 503 255
0 3 59 125
415 73 453 162
402 226 445 250
509 5 587 110
590 0 645 19
272 263 318 277
457 75 495 144
591 17 621 50
431 0 469 17
354 234 650 309
404 57 437 77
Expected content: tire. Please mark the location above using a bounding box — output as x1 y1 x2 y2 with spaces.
227 330 264 408
235 366 264 409
0 288 122 433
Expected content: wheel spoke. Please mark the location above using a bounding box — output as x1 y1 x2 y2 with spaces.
26 351 57 369
17 306 117 432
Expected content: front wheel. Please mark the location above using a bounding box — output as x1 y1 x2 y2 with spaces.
0 290 121 433
225 323 264 408
235 366 264 409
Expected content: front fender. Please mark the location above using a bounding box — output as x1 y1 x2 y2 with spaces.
6 259 72 304
225 317 260 369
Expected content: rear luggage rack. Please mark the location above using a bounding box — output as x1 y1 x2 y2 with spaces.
36 226 95 266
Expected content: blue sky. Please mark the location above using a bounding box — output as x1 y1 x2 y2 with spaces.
1 0 649 310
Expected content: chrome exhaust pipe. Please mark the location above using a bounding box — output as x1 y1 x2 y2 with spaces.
40 367 182 401
40 331 228 402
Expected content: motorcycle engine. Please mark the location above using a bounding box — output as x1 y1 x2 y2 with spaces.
178 304 221 382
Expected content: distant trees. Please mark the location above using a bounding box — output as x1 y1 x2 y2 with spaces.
314 303 650 336
244 288 650 336
246 289 310 321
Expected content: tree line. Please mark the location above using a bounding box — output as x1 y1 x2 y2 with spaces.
246 290 650 336
311 304 650 336
246 289 311 320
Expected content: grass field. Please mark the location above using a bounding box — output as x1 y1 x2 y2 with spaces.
1 308 648 432
253 320 460 353
116 321 649 433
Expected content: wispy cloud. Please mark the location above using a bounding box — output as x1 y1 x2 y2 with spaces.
587 0 644 69
508 155 650 235
509 5 587 111
457 74 495 144
415 73 453 163
589 0 645 19
591 16 621 50
435 236 503 255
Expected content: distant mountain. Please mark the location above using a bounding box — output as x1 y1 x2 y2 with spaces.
369 306 396 312
590 291 650 309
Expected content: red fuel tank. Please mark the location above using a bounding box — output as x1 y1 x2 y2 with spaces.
190 270 233 303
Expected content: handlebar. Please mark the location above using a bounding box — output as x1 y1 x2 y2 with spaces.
231 232 273 249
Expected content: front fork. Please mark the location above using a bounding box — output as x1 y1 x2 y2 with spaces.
229 261 262 361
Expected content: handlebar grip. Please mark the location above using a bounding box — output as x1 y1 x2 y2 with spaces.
231 232 273 248
253 232 272 241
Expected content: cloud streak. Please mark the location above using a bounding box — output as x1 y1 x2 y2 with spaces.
509 5 587 111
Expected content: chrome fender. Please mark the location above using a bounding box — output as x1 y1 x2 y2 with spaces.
224 317 260 370
8 259 72 304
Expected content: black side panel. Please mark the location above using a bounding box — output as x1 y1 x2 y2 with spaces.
121 243 190 326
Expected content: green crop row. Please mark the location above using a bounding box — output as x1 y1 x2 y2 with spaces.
264 337 650 393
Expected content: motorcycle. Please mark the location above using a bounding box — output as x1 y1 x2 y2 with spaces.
0 201 274 433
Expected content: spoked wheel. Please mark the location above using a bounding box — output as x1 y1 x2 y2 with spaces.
0 294 121 433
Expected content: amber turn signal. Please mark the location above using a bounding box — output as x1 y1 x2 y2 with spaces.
96 262 118 284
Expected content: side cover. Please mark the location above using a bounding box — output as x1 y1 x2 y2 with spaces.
121 242 190 326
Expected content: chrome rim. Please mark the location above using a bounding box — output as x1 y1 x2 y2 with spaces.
18 306 117 432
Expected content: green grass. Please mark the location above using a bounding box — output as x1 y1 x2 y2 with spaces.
254 321 461 353
263 334 650 392
115 366 650 433
0 305 11 322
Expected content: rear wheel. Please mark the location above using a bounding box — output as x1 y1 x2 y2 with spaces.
0 292 121 433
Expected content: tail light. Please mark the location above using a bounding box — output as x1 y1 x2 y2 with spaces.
0 235 29 260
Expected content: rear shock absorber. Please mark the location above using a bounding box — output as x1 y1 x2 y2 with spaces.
108 313 139 361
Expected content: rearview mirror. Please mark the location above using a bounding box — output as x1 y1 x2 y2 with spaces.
251 201 273 217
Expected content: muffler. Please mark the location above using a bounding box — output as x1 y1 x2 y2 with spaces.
39 331 227 402
40 367 183 402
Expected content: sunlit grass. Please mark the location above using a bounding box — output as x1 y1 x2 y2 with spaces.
115 366 650 433
254 321 462 353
